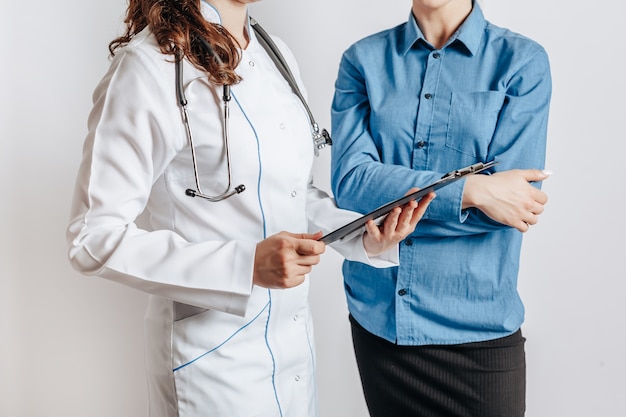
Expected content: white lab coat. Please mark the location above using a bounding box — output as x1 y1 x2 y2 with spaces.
67 4 397 417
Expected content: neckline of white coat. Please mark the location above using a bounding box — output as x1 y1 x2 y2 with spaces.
200 0 256 49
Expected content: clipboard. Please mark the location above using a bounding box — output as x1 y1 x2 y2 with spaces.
319 161 498 244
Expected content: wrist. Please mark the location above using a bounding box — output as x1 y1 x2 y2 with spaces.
362 232 383 258
462 175 485 209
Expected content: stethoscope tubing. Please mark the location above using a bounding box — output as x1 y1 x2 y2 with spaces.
175 19 331 203
176 46 245 202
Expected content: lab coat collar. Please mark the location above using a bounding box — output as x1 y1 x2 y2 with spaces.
200 1 256 44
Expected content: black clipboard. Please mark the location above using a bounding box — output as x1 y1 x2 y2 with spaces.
319 161 498 244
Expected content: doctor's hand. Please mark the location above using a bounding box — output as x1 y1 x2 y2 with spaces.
253 231 326 289
462 169 550 232
363 189 436 257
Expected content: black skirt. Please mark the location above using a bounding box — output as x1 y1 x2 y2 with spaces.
350 315 526 417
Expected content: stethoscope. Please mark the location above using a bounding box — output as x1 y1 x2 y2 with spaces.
175 18 332 202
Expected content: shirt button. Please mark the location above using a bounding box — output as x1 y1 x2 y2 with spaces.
405 239 413 246
398 289 408 296
291 191 297 197
424 93 433 100
417 141 425 149
433 52 441 59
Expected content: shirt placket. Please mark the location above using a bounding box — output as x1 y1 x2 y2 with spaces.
396 48 444 343
412 48 443 170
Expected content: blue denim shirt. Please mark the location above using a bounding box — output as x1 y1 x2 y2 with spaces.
331 4 551 345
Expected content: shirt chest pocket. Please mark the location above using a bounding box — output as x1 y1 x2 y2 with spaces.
445 91 506 159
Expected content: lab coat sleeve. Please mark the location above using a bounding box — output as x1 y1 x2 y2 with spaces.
67 45 254 316
305 184 398 267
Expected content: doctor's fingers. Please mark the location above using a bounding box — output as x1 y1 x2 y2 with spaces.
407 192 436 226
381 206 404 232
283 231 324 241
269 231 325 256
381 192 432 234
263 272 307 289
292 237 326 256
268 262 318 289
390 188 435 229
252 257 312 289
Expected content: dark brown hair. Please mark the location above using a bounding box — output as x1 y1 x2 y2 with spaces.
109 0 242 85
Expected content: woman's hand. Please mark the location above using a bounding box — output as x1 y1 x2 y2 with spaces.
253 231 326 289
362 190 436 257
462 169 550 232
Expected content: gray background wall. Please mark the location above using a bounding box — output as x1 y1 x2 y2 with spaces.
1 0 624 416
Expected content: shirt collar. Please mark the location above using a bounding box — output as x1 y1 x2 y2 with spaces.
453 3 485 56
402 1 486 56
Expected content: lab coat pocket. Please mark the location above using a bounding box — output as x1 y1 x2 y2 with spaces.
171 301 274 416
445 91 505 159
173 301 208 322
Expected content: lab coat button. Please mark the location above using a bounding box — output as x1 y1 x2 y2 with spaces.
280 123 286 130
249 60 255 67
295 375 301 382
293 315 299 321
291 191 297 197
